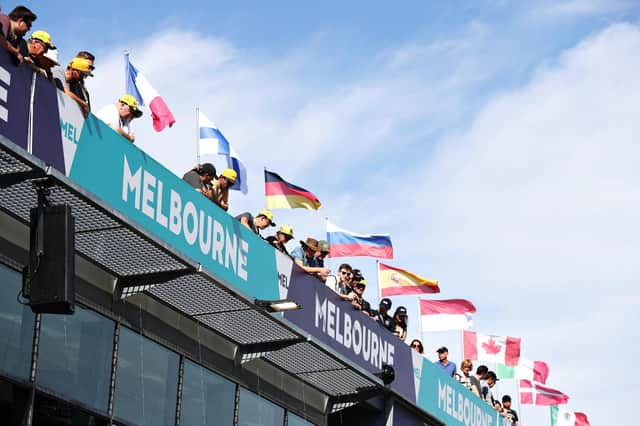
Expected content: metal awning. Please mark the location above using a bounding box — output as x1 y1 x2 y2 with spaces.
0 136 385 411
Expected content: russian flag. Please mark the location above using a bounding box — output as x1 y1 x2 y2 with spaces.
125 53 176 132
326 220 393 259
198 111 248 194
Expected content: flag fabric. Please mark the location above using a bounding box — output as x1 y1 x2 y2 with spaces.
418 299 475 332
463 330 521 366
125 53 175 132
326 221 393 259
497 357 549 384
520 380 569 406
198 112 248 194
378 263 439 297
264 170 321 210
550 406 590 426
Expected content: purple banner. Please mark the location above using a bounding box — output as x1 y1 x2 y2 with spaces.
0 49 31 149
284 269 416 403
32 74 65 173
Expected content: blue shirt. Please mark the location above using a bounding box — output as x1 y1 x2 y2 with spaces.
434 360 457 377
291 246 318 267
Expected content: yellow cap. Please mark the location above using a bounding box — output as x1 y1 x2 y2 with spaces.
278 224 294 237
118 95 143 118
221 168 237 182
258 209 275 226
68 57 92 73
30 30 55 48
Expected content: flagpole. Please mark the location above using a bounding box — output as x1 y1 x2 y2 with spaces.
195 106 200 165
376 259 381 302
516 378 523 425
416 296 423 341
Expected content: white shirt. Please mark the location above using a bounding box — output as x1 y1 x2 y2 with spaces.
95 103 131 134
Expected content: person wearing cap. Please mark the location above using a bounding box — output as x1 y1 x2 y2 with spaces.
95 95 143 143
350 273 370 314
434 346 457 377
500 395 519 426
313 240 330 282
0 6 37 64
26 30 53 69
210 168 236 211
290 237 331 278
266 224 294 256
64 57 93 117
374 298 395 332
392 306 408 341
236 209 275 236
38 47 61 87
182 163 217 197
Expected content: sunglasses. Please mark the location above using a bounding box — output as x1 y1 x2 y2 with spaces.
340 271 352 276
411 343 421 349
355 284 366 289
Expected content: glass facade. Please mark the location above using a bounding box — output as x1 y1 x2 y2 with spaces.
113 326 180 426
0 263 319 426
238 387 285 426
289 412 315 426
37 307 114 414
180 359 236 425
0 264 35 381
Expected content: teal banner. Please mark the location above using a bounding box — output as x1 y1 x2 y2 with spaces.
67 115 279 301
416 358 502 426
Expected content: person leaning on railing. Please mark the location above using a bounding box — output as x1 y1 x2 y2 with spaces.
95 95 143 143
0 6 36 64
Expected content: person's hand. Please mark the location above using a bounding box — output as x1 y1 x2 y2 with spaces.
127 132 135 143
320 267 330 276
16 52 24 64
347 292 357 301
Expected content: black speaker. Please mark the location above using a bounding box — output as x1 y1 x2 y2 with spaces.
27 204 75 314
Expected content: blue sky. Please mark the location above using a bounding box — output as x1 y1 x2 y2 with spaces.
28 1 640 424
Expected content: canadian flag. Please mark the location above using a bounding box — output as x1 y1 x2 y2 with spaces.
520 380 569 406
463 330 521 366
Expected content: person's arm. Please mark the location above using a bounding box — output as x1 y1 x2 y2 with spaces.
109 124 135 142
293 257 330 275
239 215 252 230
0 36 24 63
64 86 90 117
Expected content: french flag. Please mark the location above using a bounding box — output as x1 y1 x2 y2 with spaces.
125 53 175 132
326 220 393 259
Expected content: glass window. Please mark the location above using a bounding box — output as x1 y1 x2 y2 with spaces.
180 360 235 425
288 412 315 426
113 327 179 426
0 264 35 381
33 391 109 426
37 306 114 414
238 387 284 426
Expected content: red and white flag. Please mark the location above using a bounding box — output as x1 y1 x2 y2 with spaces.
520 380 569 406
463 330 521 366
420 299 476 332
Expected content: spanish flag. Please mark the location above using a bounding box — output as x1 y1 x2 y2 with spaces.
378 262 439 297
265 170 322 210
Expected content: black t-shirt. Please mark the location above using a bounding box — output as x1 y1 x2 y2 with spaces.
266 236 289 256
235 212 258 234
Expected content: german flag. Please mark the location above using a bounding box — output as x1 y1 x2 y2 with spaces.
265 170 321 210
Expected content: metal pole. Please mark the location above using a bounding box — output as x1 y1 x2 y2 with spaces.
195 106 200 165
27 72 37 154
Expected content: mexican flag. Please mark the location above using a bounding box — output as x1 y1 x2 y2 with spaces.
550 406 590 426
497 357 549 384
463 330 521 366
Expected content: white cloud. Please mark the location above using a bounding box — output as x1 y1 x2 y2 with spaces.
382 23 640 424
